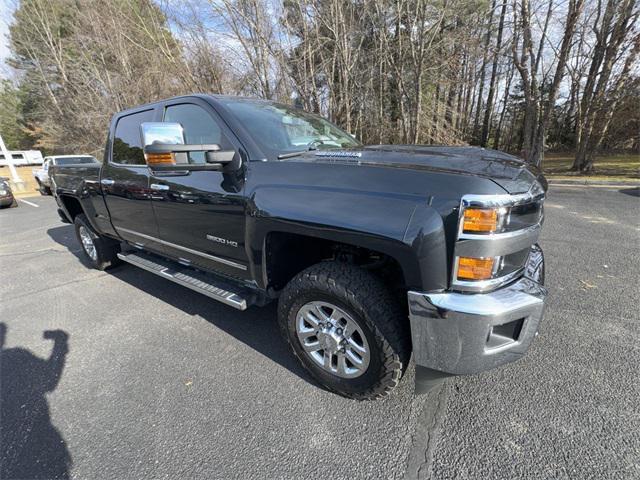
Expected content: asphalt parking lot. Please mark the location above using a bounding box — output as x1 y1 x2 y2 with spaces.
1 186 639 480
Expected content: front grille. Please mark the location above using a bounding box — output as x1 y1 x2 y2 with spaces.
508 200 544 231
451 188 545 293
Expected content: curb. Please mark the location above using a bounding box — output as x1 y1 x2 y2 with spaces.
548 180 639 187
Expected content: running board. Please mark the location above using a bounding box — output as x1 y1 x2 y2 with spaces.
117 251 250 310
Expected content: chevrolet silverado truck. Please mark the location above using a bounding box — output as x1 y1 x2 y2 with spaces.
50 94 547 400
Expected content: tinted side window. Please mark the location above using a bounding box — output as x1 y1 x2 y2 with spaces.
112 109 154 165
164 104 232 164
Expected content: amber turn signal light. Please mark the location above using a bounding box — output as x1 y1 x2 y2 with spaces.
463 208 499 233
457 256 494 280
145 152 175 166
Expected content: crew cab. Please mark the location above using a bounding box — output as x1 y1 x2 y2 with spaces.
34 155 98 195
50 95 547 399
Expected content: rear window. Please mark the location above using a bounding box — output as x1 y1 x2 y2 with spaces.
112 109 154 165
55 157 97 166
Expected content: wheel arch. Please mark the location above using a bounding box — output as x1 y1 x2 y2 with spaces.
260 229 420 297
58 194 85 221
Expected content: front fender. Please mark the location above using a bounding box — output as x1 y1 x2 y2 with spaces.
403 202 449 292
246 185 447 291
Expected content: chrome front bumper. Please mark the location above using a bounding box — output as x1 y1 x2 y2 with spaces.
408 245 546 378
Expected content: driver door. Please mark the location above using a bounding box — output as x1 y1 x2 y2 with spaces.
149 99 250 279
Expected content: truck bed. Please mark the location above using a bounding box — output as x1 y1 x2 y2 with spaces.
50 162 101 194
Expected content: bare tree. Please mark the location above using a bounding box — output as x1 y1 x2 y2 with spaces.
5 0 637 170
512 0 586 166
572 0 639 171
480 0 507 147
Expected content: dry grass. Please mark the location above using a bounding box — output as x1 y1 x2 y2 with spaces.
543 153 640 178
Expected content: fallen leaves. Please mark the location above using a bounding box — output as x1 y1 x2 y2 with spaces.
579 279 597 289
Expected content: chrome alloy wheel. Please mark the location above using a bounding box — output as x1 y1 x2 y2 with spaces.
296 301 370 378
78 225 97 261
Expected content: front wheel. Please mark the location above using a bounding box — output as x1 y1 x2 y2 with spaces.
278 262 410 400
74 214 120 270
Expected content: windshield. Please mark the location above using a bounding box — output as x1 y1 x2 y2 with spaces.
220 99 360 159
55 156 97 166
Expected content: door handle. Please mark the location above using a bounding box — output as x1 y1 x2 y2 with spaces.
101 179 115 186
150 183 170 191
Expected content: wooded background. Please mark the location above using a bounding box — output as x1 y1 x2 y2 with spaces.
1 0 638 172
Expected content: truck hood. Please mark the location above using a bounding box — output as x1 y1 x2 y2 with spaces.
285 145 546 195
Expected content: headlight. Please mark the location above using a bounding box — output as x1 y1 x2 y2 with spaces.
462 207 507 233
0 189 7 196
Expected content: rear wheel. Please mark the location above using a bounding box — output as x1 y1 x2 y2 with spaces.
36 179 51 195
73 214 120 270
278 262 410 400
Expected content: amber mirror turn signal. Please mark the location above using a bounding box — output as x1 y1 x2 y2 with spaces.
141 122 237 171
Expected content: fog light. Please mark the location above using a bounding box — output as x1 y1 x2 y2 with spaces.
457 257 495 280
463 208 501 233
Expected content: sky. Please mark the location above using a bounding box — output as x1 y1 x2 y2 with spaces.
0 0 16 78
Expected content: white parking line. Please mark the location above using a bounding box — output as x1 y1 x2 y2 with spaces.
18 199 39 207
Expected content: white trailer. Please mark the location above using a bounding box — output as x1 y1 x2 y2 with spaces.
0 150 44 166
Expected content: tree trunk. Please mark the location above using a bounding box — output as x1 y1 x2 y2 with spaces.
493 60 514 150
480 0 507 147
472 0 496 142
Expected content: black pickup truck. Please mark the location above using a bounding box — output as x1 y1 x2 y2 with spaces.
50 94 547 399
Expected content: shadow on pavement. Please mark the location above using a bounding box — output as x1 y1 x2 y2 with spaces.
0 323 72 479
47 224 96 269
619 187 639 197
46 225 314 387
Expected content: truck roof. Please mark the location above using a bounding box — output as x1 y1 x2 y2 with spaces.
112 94 276 117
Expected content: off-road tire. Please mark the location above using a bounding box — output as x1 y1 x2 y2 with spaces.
73 213 120 270
278 262 410 400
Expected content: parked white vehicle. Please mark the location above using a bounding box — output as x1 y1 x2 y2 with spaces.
33 155 98 195
0 150 44 166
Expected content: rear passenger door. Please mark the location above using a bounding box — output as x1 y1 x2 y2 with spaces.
101 108 160 246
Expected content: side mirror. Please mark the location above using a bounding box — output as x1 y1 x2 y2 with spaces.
140 122 237 171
